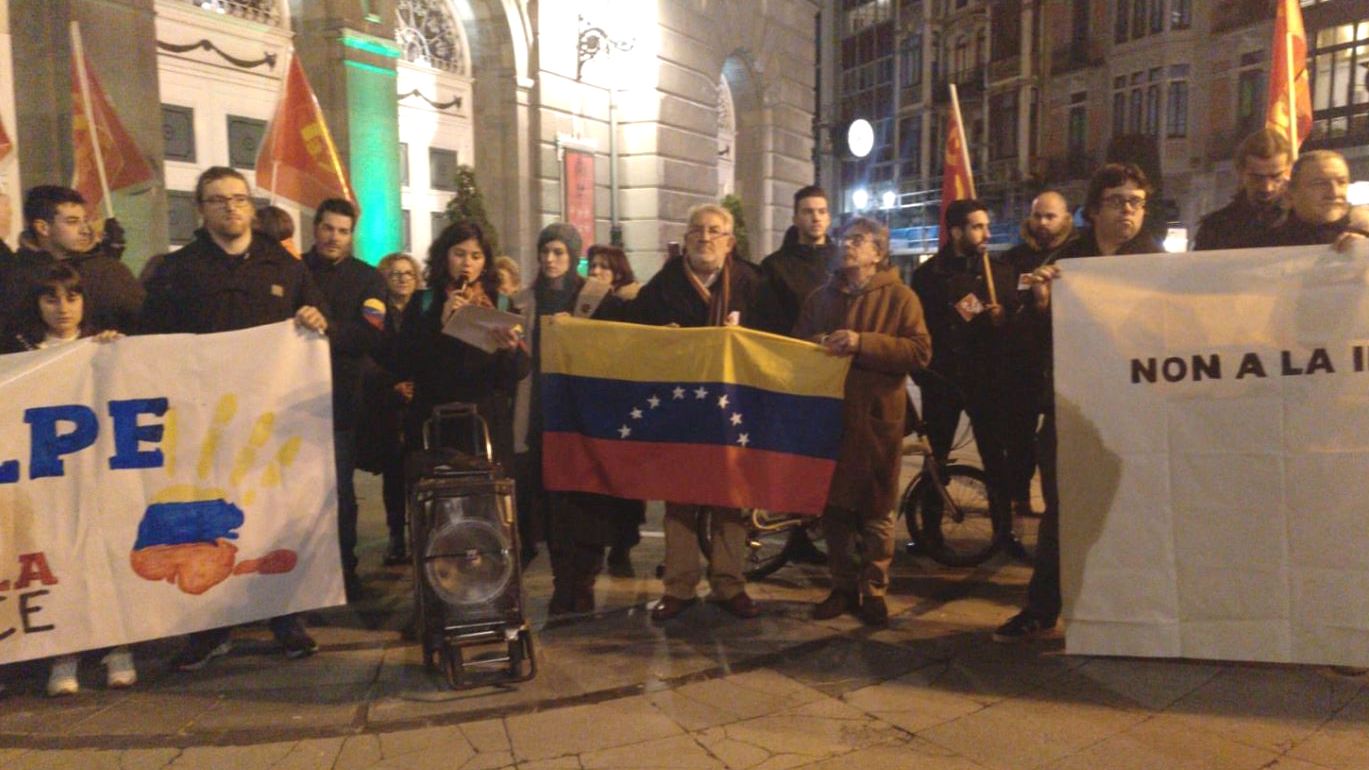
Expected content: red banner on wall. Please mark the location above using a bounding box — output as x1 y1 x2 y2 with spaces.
563 148 595 248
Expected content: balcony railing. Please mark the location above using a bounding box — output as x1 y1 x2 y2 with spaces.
1050 42 1105 75
933 66 986 104
185 0 280 25
1045 153 1095 182
989 55 1024 83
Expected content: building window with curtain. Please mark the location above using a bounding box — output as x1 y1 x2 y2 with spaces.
1235 52 1265 139
1309 20 1369 142
1145 68 1162 135
990 91 1018 160
1116 0 1130 43
1113 76 1127 136
1170 0 1190 30
1149 0 1165 34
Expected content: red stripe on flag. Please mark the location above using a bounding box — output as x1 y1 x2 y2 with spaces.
542 432 835 515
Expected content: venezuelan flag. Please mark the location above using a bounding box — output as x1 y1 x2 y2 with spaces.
540 317 851 514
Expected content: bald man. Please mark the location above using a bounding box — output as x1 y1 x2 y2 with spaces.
998 191 1076 518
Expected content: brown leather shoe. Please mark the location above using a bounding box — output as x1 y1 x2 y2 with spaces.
812 589 858 620
650 595 697 622
714 591 760 619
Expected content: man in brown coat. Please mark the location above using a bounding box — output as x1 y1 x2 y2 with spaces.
794 217 932 625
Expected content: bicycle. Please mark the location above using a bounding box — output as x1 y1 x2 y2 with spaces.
898 409 1033 568
695 508 826 581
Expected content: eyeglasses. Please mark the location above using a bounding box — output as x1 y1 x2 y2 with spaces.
842 233 872 246
686 225 732 240
202 194 252 209
1102 194 1147 211
388 270 416 279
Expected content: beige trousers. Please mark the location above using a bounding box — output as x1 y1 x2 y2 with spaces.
662 503 748 600
822 505 896 597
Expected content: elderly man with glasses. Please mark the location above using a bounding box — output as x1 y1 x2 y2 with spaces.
627 203 765 622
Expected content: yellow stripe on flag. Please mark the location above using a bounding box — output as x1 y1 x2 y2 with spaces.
540 317 849 399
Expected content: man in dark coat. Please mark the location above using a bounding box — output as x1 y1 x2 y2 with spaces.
1194 128 1292 251
756 185 836 335
994 162 1164 644
142 166 329 670
911 198 1020 558
0 185 143 335
1000 191 1076 518
628 203 765 623
1262 150 1368 249
303 198 386 599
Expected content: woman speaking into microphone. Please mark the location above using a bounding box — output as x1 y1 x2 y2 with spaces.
402 220 529 470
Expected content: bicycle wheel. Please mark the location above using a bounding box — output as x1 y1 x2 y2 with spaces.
902 464 995 567
745 519 826 581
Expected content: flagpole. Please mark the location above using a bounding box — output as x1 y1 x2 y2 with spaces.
70 22 114 220
1285 23 1298 160
949 84 976 198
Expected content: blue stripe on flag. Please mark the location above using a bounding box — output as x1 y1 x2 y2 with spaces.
541 373 844 459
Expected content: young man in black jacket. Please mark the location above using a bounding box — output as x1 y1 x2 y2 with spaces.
303 198 386 600
1193 128 1292 251
142 166 330 670
756 185 836 335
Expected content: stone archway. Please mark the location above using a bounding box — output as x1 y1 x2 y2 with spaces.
721 51 770 258
449 0 535 266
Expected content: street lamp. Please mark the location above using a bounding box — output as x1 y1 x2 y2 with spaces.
852 188 870 210
577 15 634 248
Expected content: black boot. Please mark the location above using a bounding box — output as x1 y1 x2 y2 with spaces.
382 532 409 566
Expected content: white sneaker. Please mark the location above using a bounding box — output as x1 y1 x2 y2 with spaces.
46 655 79 696
103 647 137 688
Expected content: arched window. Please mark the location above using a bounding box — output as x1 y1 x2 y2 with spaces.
717 75 736 198
395 0 469 75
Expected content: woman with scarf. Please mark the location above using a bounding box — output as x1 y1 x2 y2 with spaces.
404 221 528 473
512 223 624 614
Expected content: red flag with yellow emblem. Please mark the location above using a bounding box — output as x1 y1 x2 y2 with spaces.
70 23 155 217
255 53 353 209
1266 0 1312 158
939 84 976 246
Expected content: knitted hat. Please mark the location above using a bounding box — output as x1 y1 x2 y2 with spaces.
537 222 584 269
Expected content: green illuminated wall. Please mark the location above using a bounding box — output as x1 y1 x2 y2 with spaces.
344 59 402 265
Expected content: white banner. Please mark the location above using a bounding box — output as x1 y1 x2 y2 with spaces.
0 321 342 664
1054 243 1369 667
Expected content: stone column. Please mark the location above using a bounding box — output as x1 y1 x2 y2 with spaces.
291 4 402 264
10 0 166 271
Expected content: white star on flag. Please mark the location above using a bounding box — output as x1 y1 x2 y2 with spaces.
730 413 743 426
630 408 643 420
673 387 686 399
648 395 661 409
717 394 730 409
694 386 708 399
618 425 632 438
737 433 750 447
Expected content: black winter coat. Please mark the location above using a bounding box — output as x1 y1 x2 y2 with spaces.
0 242 144 335
910 243 1019 394
304 249 387 431
756 226 836 335
626 255 763 329
141 229 328 335
1193 193 1284 251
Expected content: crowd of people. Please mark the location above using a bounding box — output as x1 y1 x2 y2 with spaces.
0 127 1364 696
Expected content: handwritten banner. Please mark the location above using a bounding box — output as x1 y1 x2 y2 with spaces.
1054 243 1369 667
0 321 342 664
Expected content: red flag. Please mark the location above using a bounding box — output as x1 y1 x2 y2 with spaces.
70 24 154 217
255 54 353 209
939 84 976 246
1267 0 1312 157
0 113 12 163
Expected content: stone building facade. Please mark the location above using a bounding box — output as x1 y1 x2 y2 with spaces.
0 0 820 278
818 0 1368 256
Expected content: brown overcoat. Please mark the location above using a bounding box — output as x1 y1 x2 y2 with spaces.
794 266 932 515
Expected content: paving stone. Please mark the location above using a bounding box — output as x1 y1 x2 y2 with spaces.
506 695 684 761
1166 666 1363 753
459 717 512 754
180 685 366 734
63 691 226 736
1286 688 1369 769
6 748 180 770
518 758 585 770
694 725 774 769
1038 715 1280 770
580 733 725 768
333 734 383 770
168 742 297 769
1071 657 1224 710
841 670 988 734
713 707 906 761
916 682 1147 770
460 750 517 770
267 738 346 770
649 670 826 731
375 724 475 764
789 737 987 770
771 637 930 697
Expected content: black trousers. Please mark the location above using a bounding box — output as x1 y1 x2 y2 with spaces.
921 384 1012 532
1024 407 1060 621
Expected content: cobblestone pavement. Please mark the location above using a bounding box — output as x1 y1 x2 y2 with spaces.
2 463 1366 769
